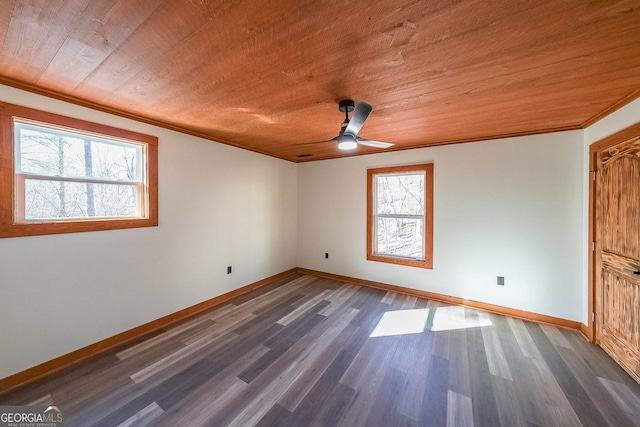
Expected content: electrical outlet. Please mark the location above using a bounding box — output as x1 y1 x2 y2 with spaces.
497 276 505 286
325 252 329 259
227 266 232 274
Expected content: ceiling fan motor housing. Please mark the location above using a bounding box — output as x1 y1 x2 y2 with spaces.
338 99 355 113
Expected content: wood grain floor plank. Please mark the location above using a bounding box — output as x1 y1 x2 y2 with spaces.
395 345 430 421
160 376 249 427
227 272 304 306
400 295 418 309
481 320 513 380
364 366 411 427
318 283 361 316
0 352 121 408
446 390 474 427
232 294 305 335
276 289 332 326
563 330 640 388
153 344 270 426
308 382 356 427
212 302 352 425
499 317 581 426
490 315 532 427
278 310 360 412
388 326 426 375
392 316 438 421
531 357 584 426
116 317 214 360
339 335 402 426
526 322 608 427
181 311 256 346
129 331 238 384
508 317 543 360
380 290 397 305
597 377 640 424
205 322 284 369
466 327 501 426
207 302 243 321
289 299 388 426
57 369 142 424
116 401 163 427
225 337 323 426
264 302 330 350
491 375 528 427
448 328 472 399
62 375 146 425
255 403 294 427
420 354 449 426
540 323 573 349
433 328 451 361
73 358 218 427
27 394 53 406
239 311 327 383
339 336 390 389
288 348 360 427
502 342 556 426
307 300 360 340
348 287 387 313
233 275 315 315
556 345 634 426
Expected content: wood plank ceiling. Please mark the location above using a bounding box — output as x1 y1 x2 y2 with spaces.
0 0 639 162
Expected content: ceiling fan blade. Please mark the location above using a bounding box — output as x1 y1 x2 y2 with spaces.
344 102 372 136
357 138 395 149
295 136 339 145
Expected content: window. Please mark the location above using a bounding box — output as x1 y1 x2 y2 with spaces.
0 102 158 238
367 164 433 269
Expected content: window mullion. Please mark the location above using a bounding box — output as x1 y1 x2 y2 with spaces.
376 213 424 220
19 173 140 186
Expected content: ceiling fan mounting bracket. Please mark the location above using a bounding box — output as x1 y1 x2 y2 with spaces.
338 99 355 113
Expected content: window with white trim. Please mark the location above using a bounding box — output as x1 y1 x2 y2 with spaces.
367 164 433 269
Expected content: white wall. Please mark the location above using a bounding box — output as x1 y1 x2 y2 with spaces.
298 131 586 322
0 85 298 379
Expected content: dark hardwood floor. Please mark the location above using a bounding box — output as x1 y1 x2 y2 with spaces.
2 273 639 426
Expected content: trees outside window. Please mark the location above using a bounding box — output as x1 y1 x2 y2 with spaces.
16 120 143 221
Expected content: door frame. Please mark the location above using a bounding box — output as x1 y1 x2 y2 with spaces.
588 121 640 343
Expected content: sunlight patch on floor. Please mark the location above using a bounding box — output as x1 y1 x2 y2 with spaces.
429 305 493 331
370 306 493 337
370 308 430 337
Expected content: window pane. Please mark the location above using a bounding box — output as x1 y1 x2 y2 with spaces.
24 179 139 220
376 217 424 259
17 124 141 181
376 173 425 215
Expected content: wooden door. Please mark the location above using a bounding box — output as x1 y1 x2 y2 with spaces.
595 135 640 383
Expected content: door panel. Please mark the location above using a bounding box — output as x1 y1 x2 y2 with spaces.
596 136 640 383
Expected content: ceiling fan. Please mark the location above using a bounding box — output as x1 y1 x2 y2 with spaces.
306 100 395 150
